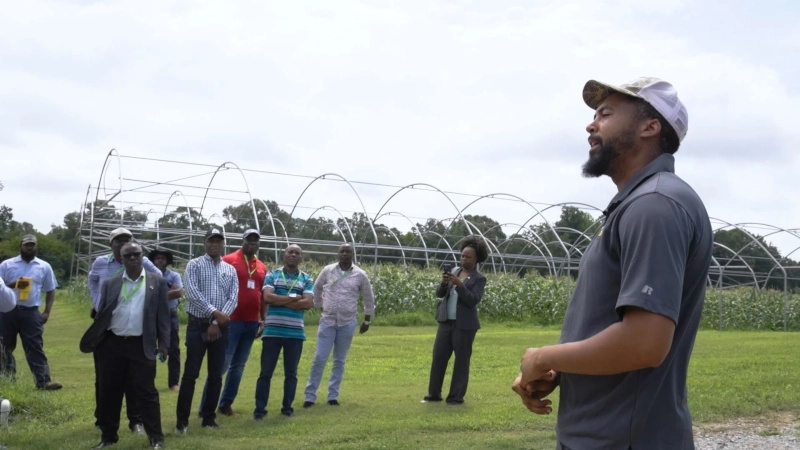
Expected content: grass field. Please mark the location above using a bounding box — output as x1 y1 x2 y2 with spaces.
0 299 798 450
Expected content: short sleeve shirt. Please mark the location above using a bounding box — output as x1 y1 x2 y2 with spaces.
556 154 713 450
0 256 58 307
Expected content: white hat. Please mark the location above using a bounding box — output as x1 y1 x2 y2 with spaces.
582 77 688 142
109 227 133 243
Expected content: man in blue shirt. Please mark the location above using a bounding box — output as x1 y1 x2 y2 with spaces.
0 234 62 390
149 248 184 391
253 244 314 419
87 227 158 434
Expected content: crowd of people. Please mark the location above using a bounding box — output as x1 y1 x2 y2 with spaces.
0 76 713 450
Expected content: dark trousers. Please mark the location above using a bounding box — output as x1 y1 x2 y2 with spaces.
253 337 303 418
167 309 181 388
427 320 477 403
0 306 51 388
96 333 163 443
176 316 228 427
94 353 142 428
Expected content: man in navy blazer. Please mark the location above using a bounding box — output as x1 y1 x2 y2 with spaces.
82 242 170 449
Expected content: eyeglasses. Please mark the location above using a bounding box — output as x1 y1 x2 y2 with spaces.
122 252 142 260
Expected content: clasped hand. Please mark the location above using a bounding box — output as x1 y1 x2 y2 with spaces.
512 347 559 415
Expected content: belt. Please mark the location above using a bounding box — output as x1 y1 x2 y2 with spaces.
188 314 213 324
15 305 39 310
108 331 142 340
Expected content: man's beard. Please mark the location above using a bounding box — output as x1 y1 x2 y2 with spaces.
581 130 635 178
581 142 620 178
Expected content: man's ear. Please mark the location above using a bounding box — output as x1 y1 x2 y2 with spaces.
640 117 661 140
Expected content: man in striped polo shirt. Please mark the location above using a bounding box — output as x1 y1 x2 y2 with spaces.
253 244 314 420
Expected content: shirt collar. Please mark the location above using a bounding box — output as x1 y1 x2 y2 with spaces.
122 269 145 282
12 255 39 264
603 153 675 217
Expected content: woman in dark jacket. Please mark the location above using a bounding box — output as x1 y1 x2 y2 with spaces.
423 235 490 405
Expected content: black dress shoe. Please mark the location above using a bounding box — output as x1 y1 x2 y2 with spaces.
422 396 443 403
302 401 314 408
91 441 117 449
327 400 339 406
150 440 165 449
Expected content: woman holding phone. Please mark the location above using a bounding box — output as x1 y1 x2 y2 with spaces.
423 235 489 405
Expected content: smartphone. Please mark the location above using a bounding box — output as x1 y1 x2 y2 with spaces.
443 264 452 274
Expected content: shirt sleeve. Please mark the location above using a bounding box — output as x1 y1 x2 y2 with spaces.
172 272 183 289
42 264 58 292
142 257 159 274
615 193 694 326
0 277 16 313
184 260 215 318
360 272 376 315
263 271 275 292
88 257 102 309
221 265 239 316
303 274 315 296
313 267 326 308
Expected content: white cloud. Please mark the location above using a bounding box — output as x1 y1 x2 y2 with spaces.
1 0 799 255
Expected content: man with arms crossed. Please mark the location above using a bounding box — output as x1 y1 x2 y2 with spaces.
513 78 712 450
253 244 313 419
303 243 374 408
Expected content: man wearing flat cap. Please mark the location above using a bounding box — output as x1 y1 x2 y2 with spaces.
175 228 238 433
88 227 159 434
149 248 184 391
513 78 712 450
198 229 266 416
0 234 62 390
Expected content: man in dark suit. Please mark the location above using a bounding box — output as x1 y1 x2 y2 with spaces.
82 242 170 449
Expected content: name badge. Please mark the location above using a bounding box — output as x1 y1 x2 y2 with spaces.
247 280 255 289
289 293 297 298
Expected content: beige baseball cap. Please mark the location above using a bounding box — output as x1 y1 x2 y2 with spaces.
582 77 688 143
109 227 133 243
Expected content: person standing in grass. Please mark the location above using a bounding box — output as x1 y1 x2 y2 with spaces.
253 244 313 419
83 242 170 449
148 248 183 392
423 235 488 406
199 229 267 416
87 227 159 434
0 234 62 391
175 228 238 433
303 243 375 408
513 77 712 450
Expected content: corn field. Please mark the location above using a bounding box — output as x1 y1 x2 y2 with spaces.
64 262 800 331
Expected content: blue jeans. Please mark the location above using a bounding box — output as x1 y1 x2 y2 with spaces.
198 321 259 411
304 317 357 403
253 337 303 417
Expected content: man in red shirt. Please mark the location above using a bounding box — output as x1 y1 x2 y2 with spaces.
197 229 267 416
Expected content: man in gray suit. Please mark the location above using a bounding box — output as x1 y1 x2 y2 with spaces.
85 242 170 449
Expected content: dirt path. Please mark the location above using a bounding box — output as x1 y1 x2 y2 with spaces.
693 411 800 450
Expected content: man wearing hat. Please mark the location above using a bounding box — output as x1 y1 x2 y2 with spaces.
197 229 266 416
148 248 184 391
88 227 159 433
0 234 62 390
175 228 238 433
513 78 712 450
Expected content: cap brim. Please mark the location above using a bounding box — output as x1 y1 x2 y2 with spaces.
583 80 643 109
205 233 224 241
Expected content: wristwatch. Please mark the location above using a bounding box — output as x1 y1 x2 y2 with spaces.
211 319 218 325
362 320 371 325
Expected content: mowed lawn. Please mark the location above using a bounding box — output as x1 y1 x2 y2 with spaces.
0 301 799 450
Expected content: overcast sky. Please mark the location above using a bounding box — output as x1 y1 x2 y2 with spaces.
2 0 800 255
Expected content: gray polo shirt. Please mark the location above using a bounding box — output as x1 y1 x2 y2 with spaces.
556 153 713 450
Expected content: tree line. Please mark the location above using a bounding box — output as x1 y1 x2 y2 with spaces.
0 201 798 292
